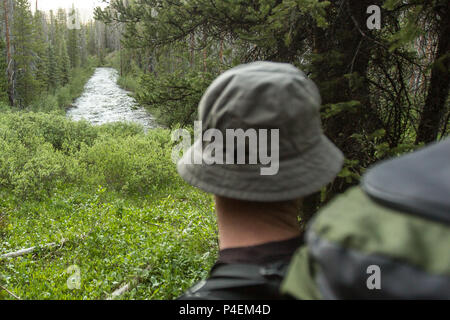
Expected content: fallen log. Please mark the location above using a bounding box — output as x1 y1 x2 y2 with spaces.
0 284 21 300
108 283 132 300
0 239 67 260
106 266 152 300
0 232 92 260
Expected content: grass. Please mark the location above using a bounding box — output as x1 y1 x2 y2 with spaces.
0 184 217 300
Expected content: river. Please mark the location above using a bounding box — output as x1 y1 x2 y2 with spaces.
67 67 157 130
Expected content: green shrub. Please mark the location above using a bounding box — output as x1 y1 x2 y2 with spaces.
56 87 72 109
97 122 144 138
0 112 98 152
0 101 11 112
0 136 30 188
11 143 80 199
0 111 178 198
80 129 176 194
68 67 94 98
117 75 140 92
33 95 60 113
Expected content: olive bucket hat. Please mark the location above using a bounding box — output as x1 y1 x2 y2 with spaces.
177 61 344 202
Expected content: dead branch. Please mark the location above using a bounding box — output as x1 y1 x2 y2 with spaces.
0 284 21 300
106 265 152 300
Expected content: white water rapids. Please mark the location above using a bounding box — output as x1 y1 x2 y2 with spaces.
67 68 157 130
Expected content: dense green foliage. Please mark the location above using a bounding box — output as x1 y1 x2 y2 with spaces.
32 61 96 113
1 1 110 109
0 112 217 300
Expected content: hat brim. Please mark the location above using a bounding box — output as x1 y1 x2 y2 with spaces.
177 135 344 202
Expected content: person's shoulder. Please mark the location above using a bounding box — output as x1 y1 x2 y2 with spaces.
178 262 294 300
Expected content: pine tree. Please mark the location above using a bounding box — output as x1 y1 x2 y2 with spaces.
45 43 58 91
33 9 48 93
58 38 70 85
67 6 80 69
3 0 14 105
79 24 88 66
12 0 38 108
86 22 97 56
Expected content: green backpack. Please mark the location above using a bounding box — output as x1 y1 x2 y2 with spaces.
282 139 450 299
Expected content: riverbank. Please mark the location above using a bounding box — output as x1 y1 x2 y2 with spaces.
103 51 211 129
33 58 98 114
102 52 172 127
103 52 142 94
67 67 156 130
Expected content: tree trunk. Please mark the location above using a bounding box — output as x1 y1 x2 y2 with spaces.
202 31 208 72
3 0 14 106
415 3 450 144
190 32 194 68
310 0 385 206
219 36 223 69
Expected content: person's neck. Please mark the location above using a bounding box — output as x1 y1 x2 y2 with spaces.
215 196 301 250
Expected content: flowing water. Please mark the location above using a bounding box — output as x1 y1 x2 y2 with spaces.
67 68 157 130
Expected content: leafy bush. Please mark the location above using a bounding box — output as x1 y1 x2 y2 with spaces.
98 122 144 138
0 101 11 112
118 75 140 93
0 112 98 152
33 95 59 113
80 129 176 194
11 143 80 199
0 111 178 199
56 87 72 109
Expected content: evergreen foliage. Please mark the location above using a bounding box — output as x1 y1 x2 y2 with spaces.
12 0 37 108
0 1 107 109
